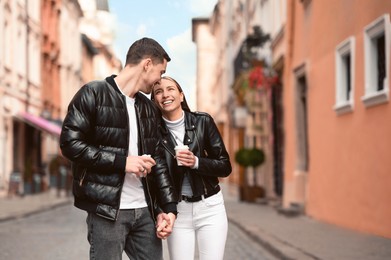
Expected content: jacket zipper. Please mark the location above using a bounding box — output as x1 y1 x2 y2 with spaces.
134 103 156 222
79 169 87 186
145 177 155 222
163 132 208 196
115 94 131 221
161 139 176 158
201 178 208 194
192 127 208 194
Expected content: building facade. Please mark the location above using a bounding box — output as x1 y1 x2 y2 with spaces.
78 0 121 80
59 0 83 120
0 0 119 198
283 0 391 238
193 0 391 238
0 0 46 196
192 0 285 201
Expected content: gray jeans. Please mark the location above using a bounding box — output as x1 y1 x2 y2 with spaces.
86 207 162 260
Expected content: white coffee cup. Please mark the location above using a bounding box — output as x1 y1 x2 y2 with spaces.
174 145 189 166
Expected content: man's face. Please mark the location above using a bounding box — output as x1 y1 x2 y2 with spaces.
144 59 168 94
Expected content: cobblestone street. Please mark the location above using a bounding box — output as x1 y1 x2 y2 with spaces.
0 202 276 260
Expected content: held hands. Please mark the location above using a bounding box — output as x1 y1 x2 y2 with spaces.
176 150 196 168
125 155 156 177
156 212 176 240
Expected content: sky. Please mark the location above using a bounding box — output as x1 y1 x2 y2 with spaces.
108 0 218 109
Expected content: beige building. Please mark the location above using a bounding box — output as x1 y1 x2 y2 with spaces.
0 0 120 198
192 0 285 201
0 0 44 196
78 0 121 80
59 0 83 120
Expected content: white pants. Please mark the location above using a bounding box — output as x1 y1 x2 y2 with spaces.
167 191 228 260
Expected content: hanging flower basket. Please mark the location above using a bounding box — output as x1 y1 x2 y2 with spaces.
232 71 250 106
233 63 279 107
248 66 279 90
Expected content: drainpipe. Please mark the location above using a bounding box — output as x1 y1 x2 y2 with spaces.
25 0 30 111
0 110 6 191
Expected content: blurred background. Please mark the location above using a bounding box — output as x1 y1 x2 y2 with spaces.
1 0 391 258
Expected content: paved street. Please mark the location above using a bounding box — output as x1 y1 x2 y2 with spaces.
225 220 277 260
0 203 276 260
0 204 89 259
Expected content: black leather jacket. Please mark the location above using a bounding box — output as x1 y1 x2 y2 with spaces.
60 75 177 221
160 111 232 199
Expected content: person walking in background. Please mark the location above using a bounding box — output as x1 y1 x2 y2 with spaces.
151 76 232 260
60 38 177 260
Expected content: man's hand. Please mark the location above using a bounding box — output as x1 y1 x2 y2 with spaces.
156 212 176 239
125 155 155 177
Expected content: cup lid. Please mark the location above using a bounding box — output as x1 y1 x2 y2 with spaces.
174 145 189 150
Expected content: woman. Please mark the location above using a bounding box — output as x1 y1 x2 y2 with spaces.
152 76 232 260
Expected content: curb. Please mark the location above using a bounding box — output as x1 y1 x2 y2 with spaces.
228 216 320 260
0 198 72 223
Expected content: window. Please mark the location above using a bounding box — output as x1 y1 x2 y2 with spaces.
294 64 309 172
300 0 312 8
4 18 12 69
334 37 355 114
362 14 390 107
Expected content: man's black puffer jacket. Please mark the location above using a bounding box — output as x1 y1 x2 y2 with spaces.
60 75 177 221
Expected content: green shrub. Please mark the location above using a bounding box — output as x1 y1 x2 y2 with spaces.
235 147 265 167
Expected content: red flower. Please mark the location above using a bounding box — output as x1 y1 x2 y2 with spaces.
249 66 264 89
248 66 279 90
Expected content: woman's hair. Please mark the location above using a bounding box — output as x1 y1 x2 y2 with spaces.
151 76 191 112
125 37 171 66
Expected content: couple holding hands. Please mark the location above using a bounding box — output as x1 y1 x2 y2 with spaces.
60 37 231 260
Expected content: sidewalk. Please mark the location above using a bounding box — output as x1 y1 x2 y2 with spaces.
1 186 390 260
221 184 391 260
0 189 72 222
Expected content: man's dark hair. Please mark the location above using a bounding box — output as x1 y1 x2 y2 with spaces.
125 37 171 65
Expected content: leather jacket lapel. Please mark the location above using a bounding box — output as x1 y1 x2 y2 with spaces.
184 114 196 152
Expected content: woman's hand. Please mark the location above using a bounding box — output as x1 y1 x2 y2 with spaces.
176 150 197 168
156 212 176 239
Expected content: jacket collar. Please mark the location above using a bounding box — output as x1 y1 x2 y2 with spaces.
161 111 196 148
105 75 121 94
105 74 145 104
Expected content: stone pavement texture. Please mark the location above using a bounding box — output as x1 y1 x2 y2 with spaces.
222 184 391 260
1 185 391 260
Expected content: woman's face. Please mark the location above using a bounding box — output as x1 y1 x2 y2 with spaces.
153 78 184 119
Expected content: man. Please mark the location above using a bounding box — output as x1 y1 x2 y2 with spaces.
60 37 177 260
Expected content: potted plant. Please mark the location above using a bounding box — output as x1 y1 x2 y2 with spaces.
235 147 265 202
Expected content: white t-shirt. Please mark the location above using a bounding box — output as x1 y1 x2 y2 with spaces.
116 81 147 209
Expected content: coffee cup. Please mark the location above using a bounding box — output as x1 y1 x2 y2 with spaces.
174 145 189 166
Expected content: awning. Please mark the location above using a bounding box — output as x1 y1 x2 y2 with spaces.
16 111 62 137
